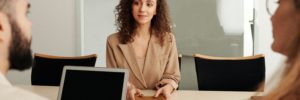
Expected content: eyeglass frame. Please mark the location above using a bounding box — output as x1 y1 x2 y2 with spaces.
266 0 273 15
266 0 281 16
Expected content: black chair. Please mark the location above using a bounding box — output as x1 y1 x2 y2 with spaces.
179 54 182 71
177 54 182 90
193 54 265 91
31 53 97 86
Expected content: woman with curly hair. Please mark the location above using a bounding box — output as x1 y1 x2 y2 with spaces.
106 0 180 99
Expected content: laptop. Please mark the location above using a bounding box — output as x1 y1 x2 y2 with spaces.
57 66 128 100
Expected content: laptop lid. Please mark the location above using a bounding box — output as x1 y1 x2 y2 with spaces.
58 66 128 100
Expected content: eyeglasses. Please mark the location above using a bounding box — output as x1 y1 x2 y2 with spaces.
266 0 279 16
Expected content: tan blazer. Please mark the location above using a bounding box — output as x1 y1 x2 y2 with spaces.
106 33 180 89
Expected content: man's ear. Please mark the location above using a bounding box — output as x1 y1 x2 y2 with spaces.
0 12 10 42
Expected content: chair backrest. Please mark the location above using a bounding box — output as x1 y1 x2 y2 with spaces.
31 53 97 86
179 54 182 71
177 54 182 90
193 54 265 91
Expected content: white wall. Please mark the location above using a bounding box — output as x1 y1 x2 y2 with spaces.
82 0 118 67
29 0 77 56
169 0 244 57
254 0 285 92
7 0 77 85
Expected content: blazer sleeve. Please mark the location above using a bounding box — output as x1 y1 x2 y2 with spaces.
158 34 181 90
106 37 117 68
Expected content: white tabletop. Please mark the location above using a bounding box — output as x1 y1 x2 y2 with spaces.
16 85 260 100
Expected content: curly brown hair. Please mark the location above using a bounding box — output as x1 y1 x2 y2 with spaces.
115 0 172 46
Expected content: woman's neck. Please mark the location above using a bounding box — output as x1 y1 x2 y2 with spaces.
135 23 151 37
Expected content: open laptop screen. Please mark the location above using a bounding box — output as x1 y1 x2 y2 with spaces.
58 66 128 100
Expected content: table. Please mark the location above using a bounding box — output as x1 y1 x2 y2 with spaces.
17 85 260 100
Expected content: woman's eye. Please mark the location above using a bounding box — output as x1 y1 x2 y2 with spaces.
147 3 153 7
133 1 139 5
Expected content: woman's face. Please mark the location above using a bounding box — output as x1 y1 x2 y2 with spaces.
132 0 157 25
271 0 300 55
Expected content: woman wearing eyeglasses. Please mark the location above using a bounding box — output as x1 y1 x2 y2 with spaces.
106 0 180 100
262 0 300 99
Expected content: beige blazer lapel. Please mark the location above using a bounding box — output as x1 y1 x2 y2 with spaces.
143 36 160 74
142 35 163 89
118 43 147 87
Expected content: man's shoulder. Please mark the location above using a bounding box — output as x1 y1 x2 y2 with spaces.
0 85 48 100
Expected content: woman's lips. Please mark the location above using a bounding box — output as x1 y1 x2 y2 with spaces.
138 15 147 19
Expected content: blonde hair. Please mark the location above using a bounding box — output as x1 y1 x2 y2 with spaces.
262 6 300 99
263 58 300 99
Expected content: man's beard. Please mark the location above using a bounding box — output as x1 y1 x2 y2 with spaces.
8 20 33 71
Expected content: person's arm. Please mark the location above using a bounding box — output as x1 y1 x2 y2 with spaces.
106 36 118 68
157 34 181 90
154 34 180 99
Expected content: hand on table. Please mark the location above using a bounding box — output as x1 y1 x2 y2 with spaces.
154 84 174 100
127 83 143 100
